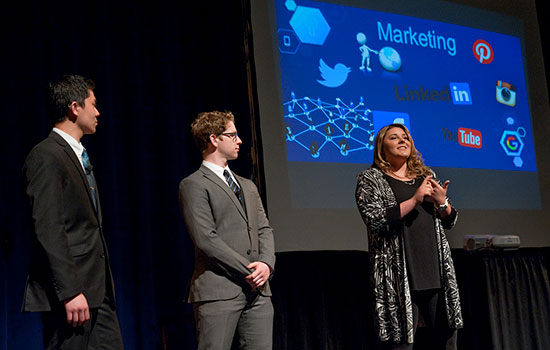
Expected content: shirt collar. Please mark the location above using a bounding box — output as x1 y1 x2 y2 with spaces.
52 128 85 169
202 160 232 182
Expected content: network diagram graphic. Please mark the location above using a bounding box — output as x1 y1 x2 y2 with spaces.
283 92 376 159
278 1 405 162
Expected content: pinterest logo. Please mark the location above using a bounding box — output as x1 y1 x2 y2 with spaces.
473 39 494 64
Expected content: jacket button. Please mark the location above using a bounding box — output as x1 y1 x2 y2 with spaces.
100 254 105 259
246 249 251 255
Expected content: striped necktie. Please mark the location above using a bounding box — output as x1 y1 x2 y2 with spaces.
223 169 244 209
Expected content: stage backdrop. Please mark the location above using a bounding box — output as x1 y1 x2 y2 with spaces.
1 0 550 349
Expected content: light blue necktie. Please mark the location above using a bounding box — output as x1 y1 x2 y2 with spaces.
82 148 98 212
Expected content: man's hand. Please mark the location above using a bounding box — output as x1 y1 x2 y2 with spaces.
245 261 271 290
64 293 90 327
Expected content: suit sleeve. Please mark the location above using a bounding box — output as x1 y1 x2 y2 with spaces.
253 185 275 272
24 149 83 302
179 177 252 280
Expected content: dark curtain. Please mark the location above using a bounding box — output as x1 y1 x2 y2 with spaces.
1 1 256 349
453 248 550 350
485 251 550 349
271 251 377 350
272 249 550 350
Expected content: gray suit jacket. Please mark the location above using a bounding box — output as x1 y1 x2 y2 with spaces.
178 165 275 302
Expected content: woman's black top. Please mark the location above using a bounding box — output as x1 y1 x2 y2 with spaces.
384 174 441 291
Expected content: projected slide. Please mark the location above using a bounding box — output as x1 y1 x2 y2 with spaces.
276 0 536 172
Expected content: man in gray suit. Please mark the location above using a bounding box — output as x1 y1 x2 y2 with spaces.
178 110 276 349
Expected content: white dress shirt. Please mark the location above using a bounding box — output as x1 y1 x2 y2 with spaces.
202 160 239 188
52 128 86 171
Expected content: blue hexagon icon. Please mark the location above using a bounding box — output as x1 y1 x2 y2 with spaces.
285 0 297 11
289 6 331 45
500 130 524 156
278 29 301 54
513 156 523 167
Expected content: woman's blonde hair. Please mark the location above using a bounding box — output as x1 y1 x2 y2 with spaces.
373 123 432 178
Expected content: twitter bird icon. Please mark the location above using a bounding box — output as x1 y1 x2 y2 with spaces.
317 58 351 88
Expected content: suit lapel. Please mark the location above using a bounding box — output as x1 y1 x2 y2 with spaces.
237 176 258 249
235 174 253 219
200 165 248 222
50 132 101 222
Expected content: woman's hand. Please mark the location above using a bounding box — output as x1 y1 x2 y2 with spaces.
400 176 434 218
428 178 450 206
414 176 434 205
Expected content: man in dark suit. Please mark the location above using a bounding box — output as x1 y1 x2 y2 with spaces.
179 110 276 349
23 75 123 349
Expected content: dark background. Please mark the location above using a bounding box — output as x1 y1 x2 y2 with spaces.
1 1 549 349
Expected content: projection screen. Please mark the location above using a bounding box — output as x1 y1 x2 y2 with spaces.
249 0 550 251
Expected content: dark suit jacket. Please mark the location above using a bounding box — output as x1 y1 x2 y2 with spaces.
178 165 276 302
22 131 114 312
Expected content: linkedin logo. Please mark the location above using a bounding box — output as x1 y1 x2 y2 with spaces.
393 83 472 105
449 82 472 105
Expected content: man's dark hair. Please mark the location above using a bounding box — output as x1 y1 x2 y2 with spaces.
48 75 95 124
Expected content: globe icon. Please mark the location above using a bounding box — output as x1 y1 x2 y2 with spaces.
378 46 402 72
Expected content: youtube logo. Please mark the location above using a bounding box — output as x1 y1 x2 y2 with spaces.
458 127 482 148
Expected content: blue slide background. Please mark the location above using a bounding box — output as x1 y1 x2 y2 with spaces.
275 0 536 172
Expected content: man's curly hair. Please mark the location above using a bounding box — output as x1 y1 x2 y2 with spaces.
191 111 235 152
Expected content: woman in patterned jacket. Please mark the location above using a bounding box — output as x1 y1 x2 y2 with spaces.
355 123 463 349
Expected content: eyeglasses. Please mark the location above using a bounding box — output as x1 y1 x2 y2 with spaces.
220 132 239 142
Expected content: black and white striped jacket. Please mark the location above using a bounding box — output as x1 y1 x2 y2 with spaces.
355 166 463 344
